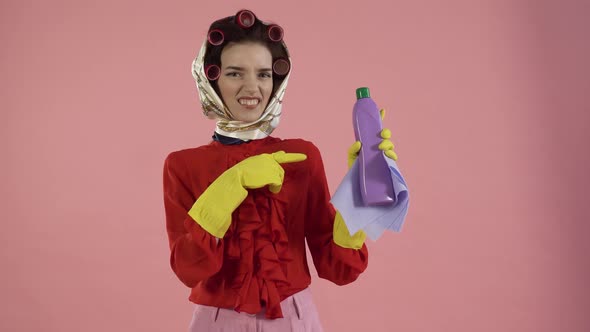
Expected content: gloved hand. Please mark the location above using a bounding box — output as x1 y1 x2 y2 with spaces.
347 109 398 169
188 151 307 238
333 210 366 249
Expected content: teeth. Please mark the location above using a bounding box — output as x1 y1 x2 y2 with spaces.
239 99 259 106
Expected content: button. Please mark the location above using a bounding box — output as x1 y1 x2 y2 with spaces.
244 153 251 157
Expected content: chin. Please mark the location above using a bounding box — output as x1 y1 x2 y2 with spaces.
244 116 261 122
235 111 264 122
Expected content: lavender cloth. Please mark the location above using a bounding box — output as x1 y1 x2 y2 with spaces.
331 154 410 240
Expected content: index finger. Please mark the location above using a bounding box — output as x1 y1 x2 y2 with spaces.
272 151 308 164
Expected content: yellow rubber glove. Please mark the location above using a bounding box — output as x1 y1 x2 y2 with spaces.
188 151 307 238
333 210 366 249
347 109 398 169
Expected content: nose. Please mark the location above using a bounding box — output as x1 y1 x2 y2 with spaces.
242 74 259 94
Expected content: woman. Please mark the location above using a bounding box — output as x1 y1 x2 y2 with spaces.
163 9 397 331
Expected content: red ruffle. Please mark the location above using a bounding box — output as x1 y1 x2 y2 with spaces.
224 188 293 319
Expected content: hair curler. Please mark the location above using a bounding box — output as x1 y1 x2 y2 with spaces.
267 24 284 42
352 87 394 206
207 29 224 46
236 9 256 28
272 58 290 76
205 64 221 81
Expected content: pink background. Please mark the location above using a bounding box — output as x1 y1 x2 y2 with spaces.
2 0 589 331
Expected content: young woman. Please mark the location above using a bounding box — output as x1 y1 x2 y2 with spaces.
163 9 397 331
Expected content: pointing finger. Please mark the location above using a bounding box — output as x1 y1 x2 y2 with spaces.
272 151 307 164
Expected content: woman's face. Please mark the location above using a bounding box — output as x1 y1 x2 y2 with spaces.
217 42 273 122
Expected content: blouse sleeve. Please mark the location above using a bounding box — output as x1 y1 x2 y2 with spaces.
162 152 224 288
304 144 369 285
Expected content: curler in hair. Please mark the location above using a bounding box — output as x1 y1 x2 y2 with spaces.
272 58 290 76
207 29 224 46
235 9 256 28
205 64 221 81
267 24 284 42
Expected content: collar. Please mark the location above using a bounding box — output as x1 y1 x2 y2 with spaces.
212 132 248 145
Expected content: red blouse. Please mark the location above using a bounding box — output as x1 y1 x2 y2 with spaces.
162 136 368 319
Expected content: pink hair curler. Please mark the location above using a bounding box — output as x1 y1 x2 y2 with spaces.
205 64 221 81
272 58 290 76
207 29 224 46
267 24 283 42
236 9 256 28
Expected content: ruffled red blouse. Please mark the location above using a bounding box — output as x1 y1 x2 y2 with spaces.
163 136 368 319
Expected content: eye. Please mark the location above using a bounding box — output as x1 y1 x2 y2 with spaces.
259 72 272 78
226 72 241 77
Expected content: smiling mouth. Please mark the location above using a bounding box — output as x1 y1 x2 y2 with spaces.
238 98 261 108
239 99 259 105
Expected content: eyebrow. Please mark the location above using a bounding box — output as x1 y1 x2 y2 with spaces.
225 66 272 72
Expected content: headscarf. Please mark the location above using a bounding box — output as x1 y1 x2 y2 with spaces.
191 37 291 140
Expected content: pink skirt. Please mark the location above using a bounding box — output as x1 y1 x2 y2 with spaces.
188 288 324 332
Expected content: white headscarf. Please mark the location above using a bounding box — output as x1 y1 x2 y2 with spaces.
191 38 292 140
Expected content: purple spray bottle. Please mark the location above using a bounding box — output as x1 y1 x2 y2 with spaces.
353 87 394 206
